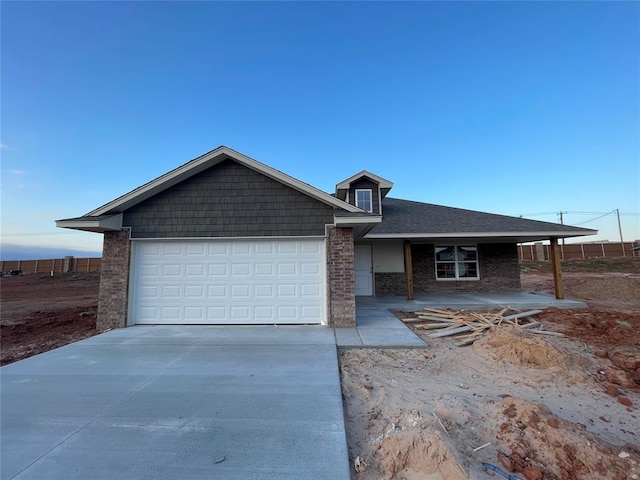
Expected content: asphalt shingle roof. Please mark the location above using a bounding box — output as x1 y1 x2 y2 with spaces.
370 198 594 236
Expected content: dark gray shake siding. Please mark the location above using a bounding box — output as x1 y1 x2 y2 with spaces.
123 160 335 238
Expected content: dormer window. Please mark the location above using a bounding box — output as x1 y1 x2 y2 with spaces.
355 189 373 213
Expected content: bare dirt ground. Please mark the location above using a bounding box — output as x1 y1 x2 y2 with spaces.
340 262 640 480
2 261 639 479
0 273 100 365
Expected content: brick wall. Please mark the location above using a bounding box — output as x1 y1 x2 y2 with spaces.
373 243 521 295
123 159 334 238
374 272 406 296
413 243 521 293
97 229 131 330
326 226 355 327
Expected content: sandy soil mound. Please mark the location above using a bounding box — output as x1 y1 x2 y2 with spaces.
471 326 589 386
341 336 639 480
340 350 470 480
374 411 467 480
496 396 639 480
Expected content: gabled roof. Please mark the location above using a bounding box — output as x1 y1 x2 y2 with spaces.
364 198 597 242
85 146 362 217
335 170 394 201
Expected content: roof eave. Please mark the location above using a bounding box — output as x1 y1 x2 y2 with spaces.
56 213 123 233
334 215 382 227
363 229 598 242
335 170 394 191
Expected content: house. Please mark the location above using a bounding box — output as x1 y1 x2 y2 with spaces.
56 146 596 330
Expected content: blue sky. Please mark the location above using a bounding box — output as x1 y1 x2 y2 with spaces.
2 1 638 257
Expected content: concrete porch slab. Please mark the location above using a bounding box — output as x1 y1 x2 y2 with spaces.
356 292 588 311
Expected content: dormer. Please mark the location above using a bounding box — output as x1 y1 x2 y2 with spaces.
335 171 394 215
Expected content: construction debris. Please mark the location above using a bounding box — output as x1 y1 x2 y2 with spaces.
401 307 562 346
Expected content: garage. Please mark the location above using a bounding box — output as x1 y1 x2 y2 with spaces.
129 238 326 325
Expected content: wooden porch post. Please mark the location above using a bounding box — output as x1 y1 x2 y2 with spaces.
404 240 414 300
549 237 564 299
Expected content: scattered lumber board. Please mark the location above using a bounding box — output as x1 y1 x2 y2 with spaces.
401 307 554 346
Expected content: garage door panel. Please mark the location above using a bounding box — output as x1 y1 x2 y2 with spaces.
255 243 274 254
255 263 274 276
254 285 274 298
277 263 296 275
277 242 296 254
184 285 204 298
164 244 182 255
301 284 321 297
186 243 205 255
231 264 250 276
207 306 226 320
232 242 251 255
301 306 321 321
139 307 157 320
161 307 180 320
208 243 228 255
208 264 227 276
131 239 325 325
185 264 205 277
277 306 296 320
162 264 182 276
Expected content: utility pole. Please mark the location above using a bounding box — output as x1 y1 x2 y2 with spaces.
616 208 625 256
558 212 567 248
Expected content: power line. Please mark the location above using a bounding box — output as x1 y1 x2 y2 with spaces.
574 210 617 226
519 210 639 217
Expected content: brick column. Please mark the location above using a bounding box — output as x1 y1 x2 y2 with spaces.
326 226 355 327
97 229 132 331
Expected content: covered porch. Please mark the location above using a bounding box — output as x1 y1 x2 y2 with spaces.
397 237 569 301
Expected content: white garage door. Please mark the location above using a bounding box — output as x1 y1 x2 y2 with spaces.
130 239 326 325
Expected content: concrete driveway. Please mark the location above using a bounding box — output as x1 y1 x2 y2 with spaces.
1 326 351 480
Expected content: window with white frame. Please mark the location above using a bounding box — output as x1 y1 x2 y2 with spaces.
355 189 373 212
435 245 479 280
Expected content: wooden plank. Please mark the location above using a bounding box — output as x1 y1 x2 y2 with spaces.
520 321 541 329
530 330 566 337
418 322 461 330
428 325 476 338
417 315 460 322
402 317 428 323
418 312 458 319
422 307 457 316
503 310 543 321
404 240 414 301
470 312 499 326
